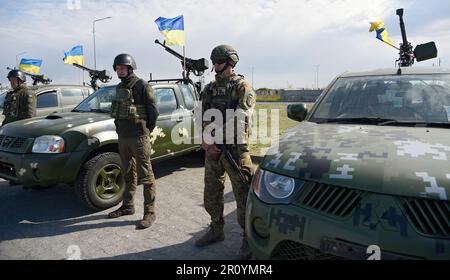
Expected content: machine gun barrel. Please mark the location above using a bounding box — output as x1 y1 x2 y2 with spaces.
7 67 52 85
154 39 209 78
396 9 409 47
396 8 414 67
155 39 184 60
71 63 112 90
72 63 92 72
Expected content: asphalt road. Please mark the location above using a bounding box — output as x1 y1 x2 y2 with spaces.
0 151 254 260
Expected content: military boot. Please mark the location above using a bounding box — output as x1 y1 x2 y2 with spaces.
108 205 135 219
238 235 252 260
195 222 225 247
136 213 156 230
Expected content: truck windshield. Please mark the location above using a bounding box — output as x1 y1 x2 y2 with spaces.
311 74 450 125
72 86 116 113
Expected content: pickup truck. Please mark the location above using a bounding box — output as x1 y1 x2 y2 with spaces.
0 84 94 124
0 80 200 210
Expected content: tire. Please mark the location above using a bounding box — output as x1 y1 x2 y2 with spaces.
75 152 125 210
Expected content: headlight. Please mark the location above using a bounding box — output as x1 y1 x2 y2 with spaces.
252 168 302 204
264 170 295 199
32 136 65 153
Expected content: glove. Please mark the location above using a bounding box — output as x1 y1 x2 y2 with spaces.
202 133 222 160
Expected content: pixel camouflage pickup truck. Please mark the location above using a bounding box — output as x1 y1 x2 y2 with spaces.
0 81 200 210
246 67 450 260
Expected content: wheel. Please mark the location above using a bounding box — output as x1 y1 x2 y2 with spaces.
75 152 125 210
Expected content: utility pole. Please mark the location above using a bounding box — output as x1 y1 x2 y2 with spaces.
251 66 254 89
93 16 112 70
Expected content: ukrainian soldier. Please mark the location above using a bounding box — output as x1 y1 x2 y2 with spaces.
2 69 36 126
108 54 159 230
196 45 256 259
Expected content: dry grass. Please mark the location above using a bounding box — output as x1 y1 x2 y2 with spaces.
249 103 314 163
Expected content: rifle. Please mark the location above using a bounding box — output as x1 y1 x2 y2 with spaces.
6 67 52 86
395 8 437 69
71 63 111 90
218 144 249 188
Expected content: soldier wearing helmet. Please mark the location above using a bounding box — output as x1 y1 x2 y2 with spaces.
2 69 36 126
108 53 159 230
195 45 255 259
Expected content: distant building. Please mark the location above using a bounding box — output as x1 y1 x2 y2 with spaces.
255 88 280 96
280 89 322 102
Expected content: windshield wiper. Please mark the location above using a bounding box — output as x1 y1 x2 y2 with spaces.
377 120 450 128
316 117 397 124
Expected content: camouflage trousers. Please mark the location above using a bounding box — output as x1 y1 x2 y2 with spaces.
203 147 253 229
118 135 156 214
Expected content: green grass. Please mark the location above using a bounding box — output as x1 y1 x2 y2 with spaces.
256 95 281 102
249 103 314 159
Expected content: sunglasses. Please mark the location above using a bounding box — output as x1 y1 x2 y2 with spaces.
212 59 227 65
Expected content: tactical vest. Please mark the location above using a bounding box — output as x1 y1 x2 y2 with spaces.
111 78 148 120
3 91 20 118
203 74 244 114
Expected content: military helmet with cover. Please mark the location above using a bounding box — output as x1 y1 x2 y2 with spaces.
210 45 239 67
7 69 26 82
113 53 137 71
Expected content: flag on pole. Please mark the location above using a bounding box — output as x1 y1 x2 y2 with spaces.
369 21 397 49
154 15 185 46
19 58 42 74
63 45 84 65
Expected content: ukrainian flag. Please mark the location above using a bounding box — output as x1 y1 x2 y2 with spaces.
18 58 42 74
154 15 185 46
369 21 397 49
63 45 84 65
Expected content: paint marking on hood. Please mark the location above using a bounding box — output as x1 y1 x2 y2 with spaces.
416 172 448 200
395 140 450 160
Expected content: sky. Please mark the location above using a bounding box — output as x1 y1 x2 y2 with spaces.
0 0 449 89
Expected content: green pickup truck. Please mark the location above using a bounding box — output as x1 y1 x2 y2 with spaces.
246 67 450 260
0 81 200 210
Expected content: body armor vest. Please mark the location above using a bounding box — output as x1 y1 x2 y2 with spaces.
4 90 21 118
111 78 148 120
204 74 244 114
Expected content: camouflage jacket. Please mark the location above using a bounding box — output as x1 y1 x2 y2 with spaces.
201 72 256 149
2 84 36 126
113 73 159 138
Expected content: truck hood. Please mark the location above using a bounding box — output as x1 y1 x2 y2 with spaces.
261 121 450 200
0 112 113 138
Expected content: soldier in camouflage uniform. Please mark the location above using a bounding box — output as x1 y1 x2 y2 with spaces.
195 45 255 259
107 54 159 230
2 69 36 126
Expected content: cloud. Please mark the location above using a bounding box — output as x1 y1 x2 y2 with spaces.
0 0 448 89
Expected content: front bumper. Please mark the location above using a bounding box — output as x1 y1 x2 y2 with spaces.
246 189 450 260
0 150 85 186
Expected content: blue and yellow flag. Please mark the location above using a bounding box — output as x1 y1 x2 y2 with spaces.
154 15 185 46
63 45 84 65
18 58 42 74
369 21 397 49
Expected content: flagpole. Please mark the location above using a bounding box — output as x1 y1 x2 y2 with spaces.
183 45 186 80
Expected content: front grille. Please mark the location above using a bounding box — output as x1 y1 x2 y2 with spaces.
11 137 28 149
0 134 29 150
0 160 16 178
399 197 450 238
271 241 345 260
1 136 15 148
295 182 364 217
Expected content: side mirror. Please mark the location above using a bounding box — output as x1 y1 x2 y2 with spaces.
287 103 308 122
